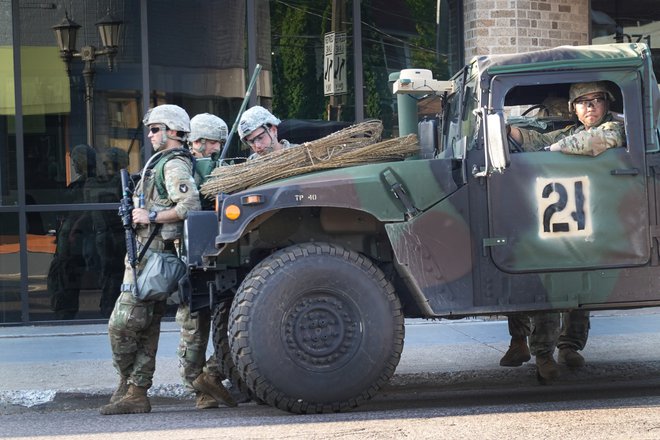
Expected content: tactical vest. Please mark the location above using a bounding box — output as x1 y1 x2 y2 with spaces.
134 148 196 242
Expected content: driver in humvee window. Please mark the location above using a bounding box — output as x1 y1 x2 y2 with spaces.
507 81 625 156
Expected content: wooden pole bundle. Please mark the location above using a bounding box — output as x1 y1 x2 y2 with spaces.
201 120 420 197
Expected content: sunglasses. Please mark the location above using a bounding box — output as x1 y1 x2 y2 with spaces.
149 125 168 134
574 96 607 108
244 128 269 146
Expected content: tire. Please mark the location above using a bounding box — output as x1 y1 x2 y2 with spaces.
228 242 405 414
211 299 254 398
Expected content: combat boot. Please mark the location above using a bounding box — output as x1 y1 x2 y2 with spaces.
535 353 560 383
109 376 129 404
558 347 585 369
192 372 237 408
499 337 531 367
195 392 219 409
99 384 151 415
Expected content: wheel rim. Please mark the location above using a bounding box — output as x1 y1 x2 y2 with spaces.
282 290 362 372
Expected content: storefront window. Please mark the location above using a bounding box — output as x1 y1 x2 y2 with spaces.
591 1 660 79
0 212 21 323
19 0 142 207
146 0 248 158
0 1 17 206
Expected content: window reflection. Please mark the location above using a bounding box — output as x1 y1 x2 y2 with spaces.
0 214 21 323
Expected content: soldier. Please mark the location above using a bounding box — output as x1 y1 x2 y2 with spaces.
47 144 97 320
503 81 625 382
176 112 236 410
100 104 201 415
238 105 294 159
189 112 227 161
508 81 624 155
500 311 590 373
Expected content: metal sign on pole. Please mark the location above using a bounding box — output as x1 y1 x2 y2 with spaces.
324 31 347 96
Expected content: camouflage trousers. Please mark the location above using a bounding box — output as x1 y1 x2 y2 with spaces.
107 254 167 389
176 303 222 390
507 310 590 356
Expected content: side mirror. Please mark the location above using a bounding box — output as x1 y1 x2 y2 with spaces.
485 112 510 173
473 108 510 176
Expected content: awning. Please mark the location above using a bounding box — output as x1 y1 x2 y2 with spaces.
0 46 71 116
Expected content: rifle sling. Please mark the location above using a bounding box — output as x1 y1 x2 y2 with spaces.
137 223 163 264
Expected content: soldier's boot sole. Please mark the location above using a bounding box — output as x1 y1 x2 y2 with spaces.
196 392 219 409
499 337 531 367
193 373 237 408
99 397 151 415
558 347 585 369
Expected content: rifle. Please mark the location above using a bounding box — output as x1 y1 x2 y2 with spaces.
220 63 263 161
119 169 140 295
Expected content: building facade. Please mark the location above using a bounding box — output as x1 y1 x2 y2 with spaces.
1 0 658 324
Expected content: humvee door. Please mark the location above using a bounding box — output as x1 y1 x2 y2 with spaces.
486 77 649 273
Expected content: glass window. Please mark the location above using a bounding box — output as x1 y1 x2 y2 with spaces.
0 4 17 206
591 1 660 80
28 205 126 321
146 0 247 158
0 213 21 324
19 0 143 207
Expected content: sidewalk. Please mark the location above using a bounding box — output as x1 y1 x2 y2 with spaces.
1 309 659 408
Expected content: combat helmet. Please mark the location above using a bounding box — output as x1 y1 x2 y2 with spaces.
190 113 228 143
568 81 615 112
238 106 281 141
144 104 190 149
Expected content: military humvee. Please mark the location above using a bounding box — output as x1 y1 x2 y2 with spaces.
183 43 660 414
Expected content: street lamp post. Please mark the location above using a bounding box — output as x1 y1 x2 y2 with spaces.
52 10 122 146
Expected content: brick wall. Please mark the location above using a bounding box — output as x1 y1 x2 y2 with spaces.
463 0 590 62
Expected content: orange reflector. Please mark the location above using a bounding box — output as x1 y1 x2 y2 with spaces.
225 204 241 220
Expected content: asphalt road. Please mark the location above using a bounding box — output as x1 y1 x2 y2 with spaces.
1 308 660 440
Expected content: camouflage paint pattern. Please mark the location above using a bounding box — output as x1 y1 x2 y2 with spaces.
203 43 660 320
215 158 458 244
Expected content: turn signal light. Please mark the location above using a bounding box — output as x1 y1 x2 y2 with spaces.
225 204 241 220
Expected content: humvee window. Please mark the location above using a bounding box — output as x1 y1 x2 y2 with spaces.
503 81 626 151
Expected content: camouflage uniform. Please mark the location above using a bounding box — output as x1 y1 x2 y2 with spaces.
178 113 225 388
528 311 591 356
176 305 222 388
177 113 237 409
517 112 625 155
107 152 200 389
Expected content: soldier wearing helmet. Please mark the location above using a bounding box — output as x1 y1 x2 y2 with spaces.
238 105 294 159
508 81 625 156
189 113 228 159
501 81 626 383
176 115 236 411
101 104 201 416
143 104 191 151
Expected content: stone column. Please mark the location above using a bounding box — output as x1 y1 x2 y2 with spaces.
463 0 590 61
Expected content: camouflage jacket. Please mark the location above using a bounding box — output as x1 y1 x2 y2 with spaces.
518 113 625 156
134 149 201 241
